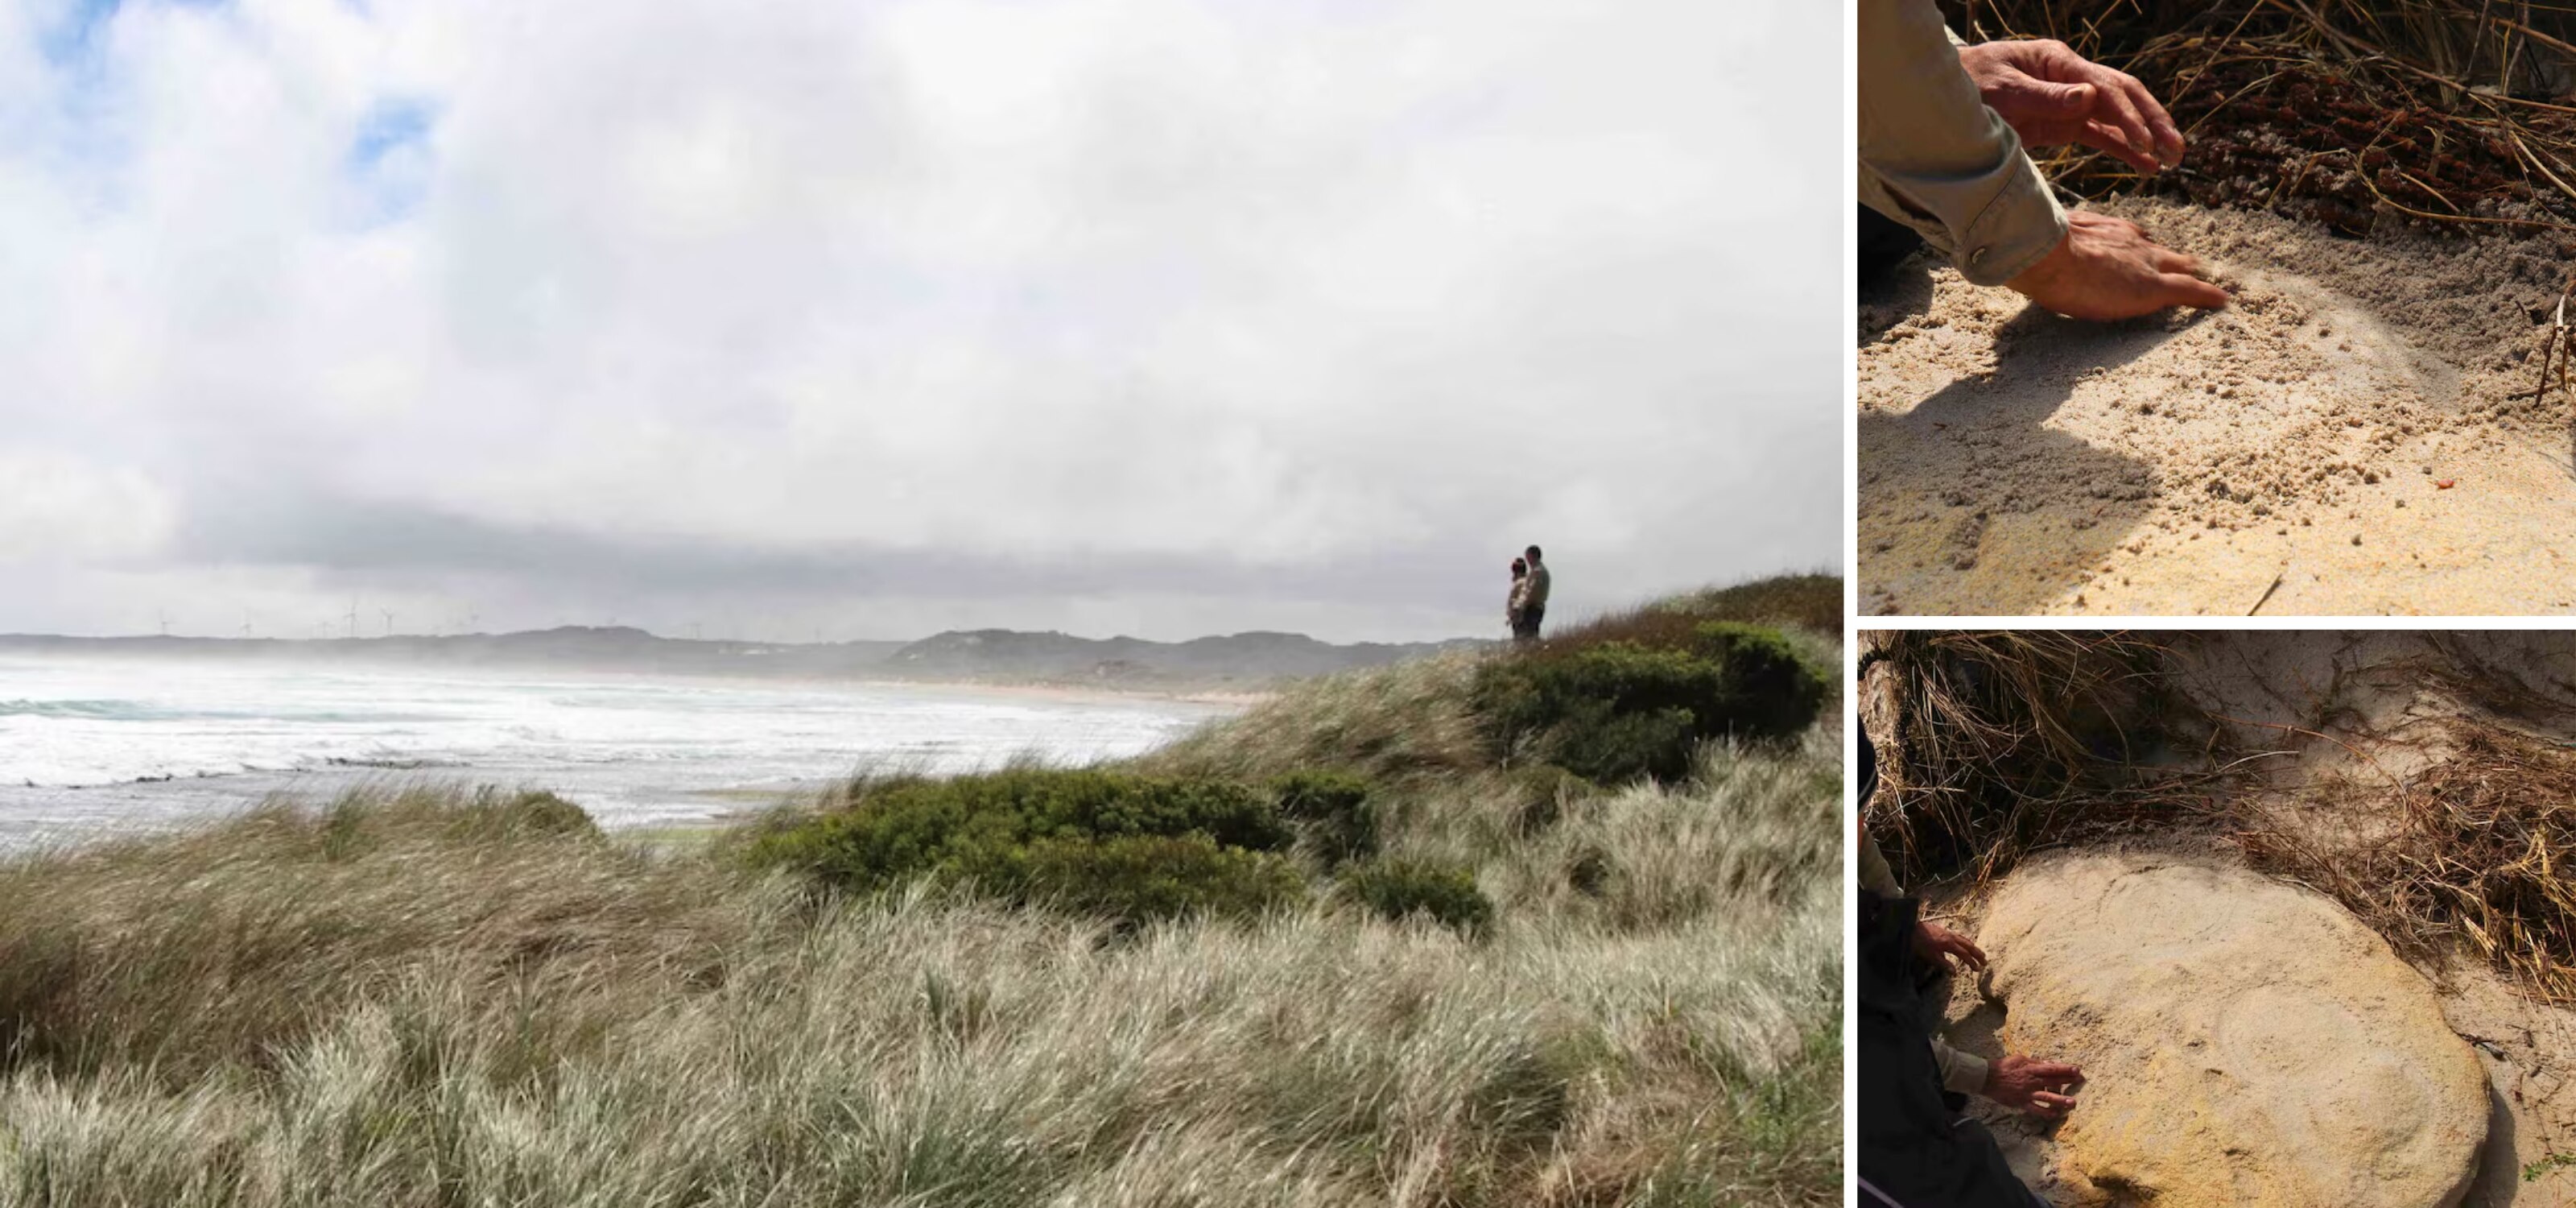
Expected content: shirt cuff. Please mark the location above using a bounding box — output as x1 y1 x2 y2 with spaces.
1935 1041 1991 1097
1955 155 2067 287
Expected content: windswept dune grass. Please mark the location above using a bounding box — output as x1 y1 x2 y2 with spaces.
0 579 1841 1206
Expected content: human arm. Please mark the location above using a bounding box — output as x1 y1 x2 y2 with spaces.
1856 0 2066 287
1860 1 2227 315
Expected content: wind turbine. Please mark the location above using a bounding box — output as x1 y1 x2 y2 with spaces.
381 609 395 638
345 599 359 640
156 609 171 636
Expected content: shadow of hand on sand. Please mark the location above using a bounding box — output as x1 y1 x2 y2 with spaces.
1859 303 2207 615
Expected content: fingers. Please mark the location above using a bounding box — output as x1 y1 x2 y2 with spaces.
2025 78 2095 118
1939 933 1988 969
2029 1091 2080 1118
2082 69 2157 172
2003 36 2184 168
2150 245 2198 275
2116 71 2187 168
2077 120 2162 176
2157 271 2231 312
2017 1061 2086 1082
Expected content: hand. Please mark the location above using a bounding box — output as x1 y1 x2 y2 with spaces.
1958 38 2183 176
1984 1054 2087 1118
2008 210 2230 321
1913 919 1988 973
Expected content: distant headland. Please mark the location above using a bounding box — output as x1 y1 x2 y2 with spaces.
0 626 1487 691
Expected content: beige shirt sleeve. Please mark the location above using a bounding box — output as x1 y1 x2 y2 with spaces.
1860 829 1904 899
1861 829 1992 1094
1934 1039 1992 1095
1856 0 2067 286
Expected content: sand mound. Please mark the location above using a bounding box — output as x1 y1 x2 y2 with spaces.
1975 850 2488 1207
1860 199 2576 616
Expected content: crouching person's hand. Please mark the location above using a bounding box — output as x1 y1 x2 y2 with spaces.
2008 211 2229 321
1984 1054 2087 1118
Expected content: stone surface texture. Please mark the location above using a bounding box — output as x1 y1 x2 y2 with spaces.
1978 851 2488 1207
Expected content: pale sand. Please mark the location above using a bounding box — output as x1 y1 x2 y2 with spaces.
1860 198 2576 616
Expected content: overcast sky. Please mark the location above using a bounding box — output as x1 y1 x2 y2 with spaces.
1 0 1838 643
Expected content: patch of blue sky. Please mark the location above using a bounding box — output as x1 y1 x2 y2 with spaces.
38 0 225 68
344 96 437 227
36 0 122 66
349 97 432 170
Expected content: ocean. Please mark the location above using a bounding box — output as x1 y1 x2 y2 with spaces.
0 654 1235 846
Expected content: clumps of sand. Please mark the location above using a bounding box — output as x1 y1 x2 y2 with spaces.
1860 198 2576 616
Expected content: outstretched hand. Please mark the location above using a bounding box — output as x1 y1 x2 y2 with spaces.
1913 918 1988 973
2009 211 2230 320
1984 1054 2087 1118
1959 38 2183 176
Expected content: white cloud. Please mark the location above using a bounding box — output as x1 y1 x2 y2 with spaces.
0 0 1839 640
0 448 175 564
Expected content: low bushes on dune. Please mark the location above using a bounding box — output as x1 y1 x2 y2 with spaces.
1335 857 1493 935
1471 620 1828 786
1267 769 1377 865
1018 833 1311 923
743 768 1312 926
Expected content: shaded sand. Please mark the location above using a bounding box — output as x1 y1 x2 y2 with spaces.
1860 198 2576 616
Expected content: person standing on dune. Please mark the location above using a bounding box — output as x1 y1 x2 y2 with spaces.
1507 557 1530 638
1513 546 1551 642
1859 0 2230 321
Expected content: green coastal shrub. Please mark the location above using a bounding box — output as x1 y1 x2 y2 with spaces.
1470 623 1826 786
490 790 601 838
316 787 600 858
1019 834 1307 922
743 767 1299 925
1268 770 1377 864
1339 858 1494 935
1689 622 1829 737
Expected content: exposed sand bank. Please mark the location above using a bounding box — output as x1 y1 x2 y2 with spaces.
1860 199 2576 615
1887 631 2576 1203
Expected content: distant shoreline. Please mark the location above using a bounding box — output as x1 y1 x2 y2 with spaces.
0 625 1467 700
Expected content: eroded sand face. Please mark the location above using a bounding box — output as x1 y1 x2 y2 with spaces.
1973 852 2487 1207
1860 200 2576 615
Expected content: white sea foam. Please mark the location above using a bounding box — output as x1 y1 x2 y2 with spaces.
0 655 1232 843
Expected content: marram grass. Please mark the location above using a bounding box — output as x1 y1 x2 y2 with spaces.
0 585 1839 1206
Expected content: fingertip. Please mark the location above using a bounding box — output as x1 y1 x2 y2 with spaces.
2166 275 2230 311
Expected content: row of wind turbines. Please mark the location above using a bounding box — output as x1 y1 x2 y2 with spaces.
157 602 481 640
